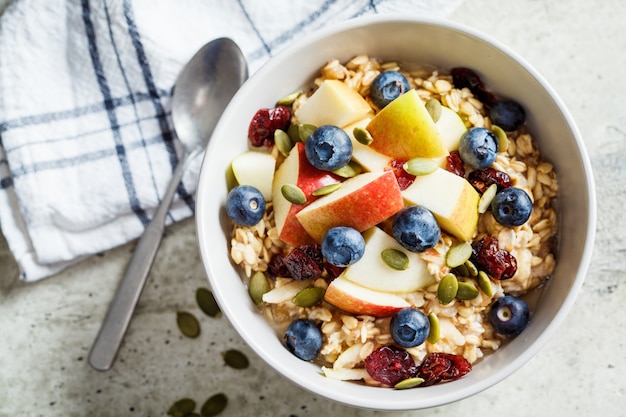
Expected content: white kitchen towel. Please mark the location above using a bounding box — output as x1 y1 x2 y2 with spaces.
0 0 464 282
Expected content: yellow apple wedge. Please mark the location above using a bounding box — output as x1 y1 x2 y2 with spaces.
296 170 404 243
231 150 276 201
324 276 411 317
343 118 392 172
295 79 373 128
401 167 480 242
366 89 449 160
341 227 435 293
435 105 468 152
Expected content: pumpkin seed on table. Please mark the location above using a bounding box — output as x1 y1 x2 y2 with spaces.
222 349 250 369
281 183 307 205
437 273 458 304
312 182 342 196
456 281 479 300
425 98 442 122
427 312 440 344
478 183 498 214
394 377 425 389
176 311 200 338
478 270 494 297
402 157 438 176
445 241 473 268
167 398 196 417
298 123 317 141
200 393 228 417
353 126 374 145
293 286 325 307
381 248 409 270
274 128 293 156
248 271 271 305
196 287 221 318
276 90 301 106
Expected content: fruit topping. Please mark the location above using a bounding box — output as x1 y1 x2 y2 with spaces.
369 70 411 110
445 150 465 177
489 100 526 131
321 226 366 267
471 236 517 280
458 127 498 170
467 167 512 194
364 345 418 386
248 105 291 147
284 319 323 361
390 308 430 348
225 185 266 226
304 125 353 171
392 206 441 253
387 159 415 190
490 187 533 227
450 67 497 107
488 295 530 336
417 352 472 386
282 244 325 280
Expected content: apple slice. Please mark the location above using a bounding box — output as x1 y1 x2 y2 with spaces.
296 170 404 243
343 118 392 172
272 142 341 247
366 89 449 160
401 167 480 242
435 106 468 151
231 150 276 201
324 276 410 317
341 227 435 293
295 79 373 128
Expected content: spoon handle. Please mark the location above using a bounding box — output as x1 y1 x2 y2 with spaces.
88 158 187 371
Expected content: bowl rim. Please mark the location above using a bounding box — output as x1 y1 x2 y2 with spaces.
195 13 596 410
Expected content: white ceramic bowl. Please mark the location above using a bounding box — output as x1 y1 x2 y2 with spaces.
196 15 596 410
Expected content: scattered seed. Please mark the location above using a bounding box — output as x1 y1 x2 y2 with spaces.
167 398 196 417
176 311 200 338
281 183 307 205
453 263 470 277
332 161 362 178
274 129 293 156
353 127 374 145
425 98 442 122
276 90 302 106
394 377 425 389
222 349 250 369
464 259 479 277
403 158 438 176
196 288 221 318
478 270 494 297
491 125 509 152
445 242 473 268
248 271 271 305
427 312 440 344
293 287 325 307
456 281 479 300
478 183 498 214
298 124 317 141
437 273 458 304
200 393 228 417
312 183 342 196
287 123 301 143
381 248 409 270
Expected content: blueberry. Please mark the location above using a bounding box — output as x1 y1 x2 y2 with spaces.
491 187 533 227
392 206 440 252
321 226 365 267
304 125 352 171
284 319 323 361
488 295 529 336
490 100 526 131
370 70 410 109
458 127 498 170
225 185 266 226
390 308 430 348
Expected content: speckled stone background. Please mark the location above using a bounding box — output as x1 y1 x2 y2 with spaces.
1 0 625 416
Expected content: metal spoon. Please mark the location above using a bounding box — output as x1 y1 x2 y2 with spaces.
88 38 248 371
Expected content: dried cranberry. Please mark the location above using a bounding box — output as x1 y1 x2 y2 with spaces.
282 244 324 280
467 167 512 194
248 105 291 147
450 67 497 107
386 159 415 190
323 262 345 280
268 253 290 278
364 345 418 386
445 150 465 177
417 352 472 386
471 236 517 280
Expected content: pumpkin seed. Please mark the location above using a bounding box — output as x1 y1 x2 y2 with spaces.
293 287 325 307
478 270 494 297
456 281 479 300
298 124 317 141
402 158 438 176
445 242 473 268
281 183 307 205
248 271 271 305
478 183 498 214
427 312 440 344
425 98 442 123
167 398 196 417
491 124 509 152
332 161 362 178
200 393 228 417
453 263 470 277
437 273 458 304
276 90 301 106
394 377 425 389
353 127 374 145
196 288 221 318
464 259 478 277
176 311 200 338
222 349 250 369
274 129 293 156
287 123 301 143
312 182 342 196
381 248 409 270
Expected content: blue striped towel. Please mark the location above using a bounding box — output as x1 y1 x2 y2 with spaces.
0 0 463 282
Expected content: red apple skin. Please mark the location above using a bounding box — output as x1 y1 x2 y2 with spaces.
296 170 404 243
275 142 341 247
324 277 410 317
